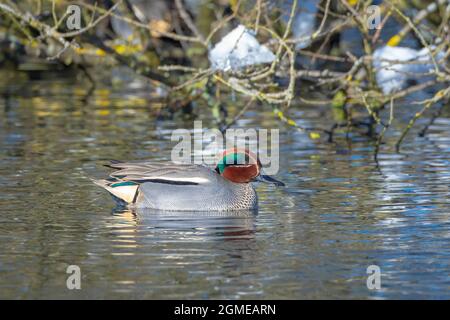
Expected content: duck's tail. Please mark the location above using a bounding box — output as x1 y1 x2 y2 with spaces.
93 179 139 204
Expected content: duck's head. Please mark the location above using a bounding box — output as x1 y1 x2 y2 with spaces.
214 148 284 186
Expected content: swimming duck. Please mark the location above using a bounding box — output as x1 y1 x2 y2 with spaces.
94 149 284 211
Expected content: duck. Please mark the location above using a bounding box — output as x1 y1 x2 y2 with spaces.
94 148 284 211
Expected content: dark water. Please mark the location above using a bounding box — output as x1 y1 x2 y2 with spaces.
1 68 449 299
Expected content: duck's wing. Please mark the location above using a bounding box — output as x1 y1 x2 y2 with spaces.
106 161 215 185
94 161 217 204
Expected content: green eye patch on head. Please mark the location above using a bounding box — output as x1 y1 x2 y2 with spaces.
216 153 249 174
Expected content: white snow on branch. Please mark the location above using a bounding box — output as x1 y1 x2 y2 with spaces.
209 25 275 72
373 45 445 94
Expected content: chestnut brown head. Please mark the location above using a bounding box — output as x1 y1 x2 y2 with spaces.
215 148 284 186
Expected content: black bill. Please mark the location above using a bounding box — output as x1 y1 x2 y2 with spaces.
254 174 285 186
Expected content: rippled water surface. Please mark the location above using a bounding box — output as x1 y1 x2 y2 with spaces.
1 69 449 299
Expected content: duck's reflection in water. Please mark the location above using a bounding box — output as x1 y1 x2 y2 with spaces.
111 207 257 242
103 207 260 298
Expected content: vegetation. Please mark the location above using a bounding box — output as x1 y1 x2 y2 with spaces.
0 0 449 157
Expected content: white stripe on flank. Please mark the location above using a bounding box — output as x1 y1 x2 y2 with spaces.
142 176 210 184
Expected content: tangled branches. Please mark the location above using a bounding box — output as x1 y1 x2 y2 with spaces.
0 0 449 156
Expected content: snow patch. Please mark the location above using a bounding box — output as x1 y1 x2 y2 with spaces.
209 25 275 72
373 46 445 94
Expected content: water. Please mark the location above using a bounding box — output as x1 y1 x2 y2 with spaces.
1 68 449 299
